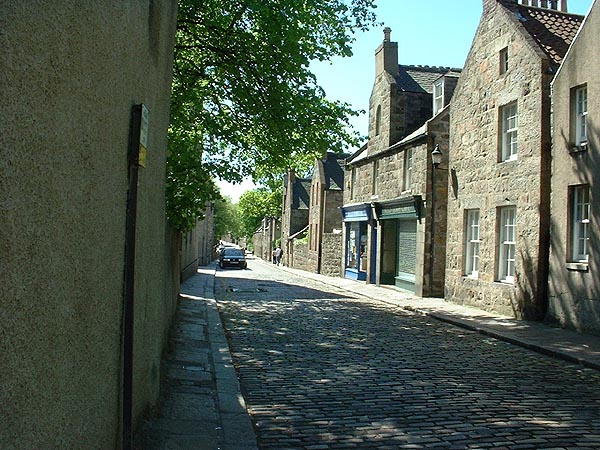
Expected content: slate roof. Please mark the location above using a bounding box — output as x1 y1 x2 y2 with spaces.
503 3 584 67
321 152 346 190
347 143 369 165
292 178 311 210
396 65 462 94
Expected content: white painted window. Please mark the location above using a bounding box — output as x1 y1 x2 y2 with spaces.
403 148 413 191
500 102 518 162
574 86 588 146
500 47 509 74
464 209 480 278
497 206 516 283
571 185 590 262
433 79 444 116
373 160 379 195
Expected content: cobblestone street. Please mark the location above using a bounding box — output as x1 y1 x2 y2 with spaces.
215 257 600 450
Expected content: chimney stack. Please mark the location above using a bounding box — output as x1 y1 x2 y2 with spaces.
375 27 398 77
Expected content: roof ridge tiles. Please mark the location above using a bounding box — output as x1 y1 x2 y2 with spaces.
399 64 463 72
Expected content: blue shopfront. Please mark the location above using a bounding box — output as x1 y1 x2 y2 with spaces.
341 203 375 282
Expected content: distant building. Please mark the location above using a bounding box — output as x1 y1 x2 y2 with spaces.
291 152 347 275
446 0 583 319
548 0 599 333
281 170 311 267
181 203 216 280
253 217 281 262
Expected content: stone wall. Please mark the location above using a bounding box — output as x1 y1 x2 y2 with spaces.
292 240 315 272
548 1 600 334
0 2 178 448
321 233 344 277
446 5 551 319
197 205 216 266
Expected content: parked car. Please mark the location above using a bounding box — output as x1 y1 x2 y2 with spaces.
218 247 247 269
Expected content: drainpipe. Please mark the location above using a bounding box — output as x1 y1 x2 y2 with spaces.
122 103 148 450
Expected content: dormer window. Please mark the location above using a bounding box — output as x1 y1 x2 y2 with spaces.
433 79 444 116
500 47 509 75
375 105 382 136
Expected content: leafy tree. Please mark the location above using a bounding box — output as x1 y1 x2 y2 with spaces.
237 187 283 239
166 0 378 231
214 196 241 241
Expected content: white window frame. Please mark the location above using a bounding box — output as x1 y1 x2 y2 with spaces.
500 102 518 162
433 79 444 116
464 209 481 278
571 185 590 262
373 160 379 195
499 47 509 74
403 148 413 192
574 86 588 146
497 206 516 283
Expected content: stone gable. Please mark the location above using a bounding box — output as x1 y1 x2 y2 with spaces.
444 0 583 319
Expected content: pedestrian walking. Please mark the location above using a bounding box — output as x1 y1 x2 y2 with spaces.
275 246 282 266
272 248 277 264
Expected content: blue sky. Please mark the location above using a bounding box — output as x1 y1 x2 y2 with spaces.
311 0 593 138
219 0 593 201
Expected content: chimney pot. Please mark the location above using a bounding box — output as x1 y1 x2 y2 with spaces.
375 27 398 76
383 27 391 42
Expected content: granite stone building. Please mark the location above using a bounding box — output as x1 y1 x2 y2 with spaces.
446 0 583 319
302 152 347 276
342 28 460 295
548 0 599 333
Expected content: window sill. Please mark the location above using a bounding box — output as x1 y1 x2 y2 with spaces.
566 262 589 272
499 157 518 164
569 143 588 154
494 279 515 287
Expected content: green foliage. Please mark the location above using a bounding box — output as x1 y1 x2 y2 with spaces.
295 228 309 245
165 140 219 232
166 0 378 231
237 187 283 239
214 196 241 241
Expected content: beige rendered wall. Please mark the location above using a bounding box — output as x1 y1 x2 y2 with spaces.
0 1 178 449
548 0 600 333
